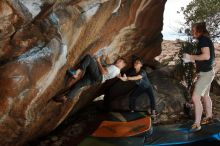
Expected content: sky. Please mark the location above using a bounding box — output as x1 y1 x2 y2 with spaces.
162 0 192 40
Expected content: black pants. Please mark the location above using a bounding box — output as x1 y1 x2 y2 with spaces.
67 55 102 99
129 85 156 112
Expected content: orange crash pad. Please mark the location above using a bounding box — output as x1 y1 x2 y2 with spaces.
92 116 151 138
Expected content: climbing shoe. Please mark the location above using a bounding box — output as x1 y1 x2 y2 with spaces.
151 114 158 124
201 117 213 125
67 68 77 77
189 123 201 132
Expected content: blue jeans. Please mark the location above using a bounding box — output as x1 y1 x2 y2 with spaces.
129 85 156 112
67 55 102 99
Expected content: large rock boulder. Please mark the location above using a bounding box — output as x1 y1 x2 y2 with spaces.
211 72 220 96
0 0 166 145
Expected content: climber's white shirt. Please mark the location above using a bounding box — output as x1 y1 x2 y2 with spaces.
102 65 120 83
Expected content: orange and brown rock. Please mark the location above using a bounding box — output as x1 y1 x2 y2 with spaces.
0 0 166 145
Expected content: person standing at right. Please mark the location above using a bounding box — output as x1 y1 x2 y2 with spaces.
183 22 215 132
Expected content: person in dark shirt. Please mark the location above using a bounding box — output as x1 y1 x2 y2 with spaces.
119 57 156 117
183 22 215 132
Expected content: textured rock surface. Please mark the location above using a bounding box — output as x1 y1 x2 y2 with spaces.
0 0 166 145
212 72 220 96
211 44 220 96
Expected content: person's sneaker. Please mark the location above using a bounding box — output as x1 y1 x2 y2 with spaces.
151 110 159 116
151 114 158 124
67 68 81 79
189 123 201 132
54 96 68 104
67 69 77 78
201 117 213 125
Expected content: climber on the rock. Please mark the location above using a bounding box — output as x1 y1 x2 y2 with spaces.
118 57 157 118
54 54 127 103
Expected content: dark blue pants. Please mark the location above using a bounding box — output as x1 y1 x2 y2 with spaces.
129 85 156 112
67 55 102 99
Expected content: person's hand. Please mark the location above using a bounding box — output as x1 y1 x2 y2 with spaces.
183 53 194 63
117 73 122 78
119 74 128 81
120 76 127 81
183 53 191 60
101 50 107 60
95 56 101 63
